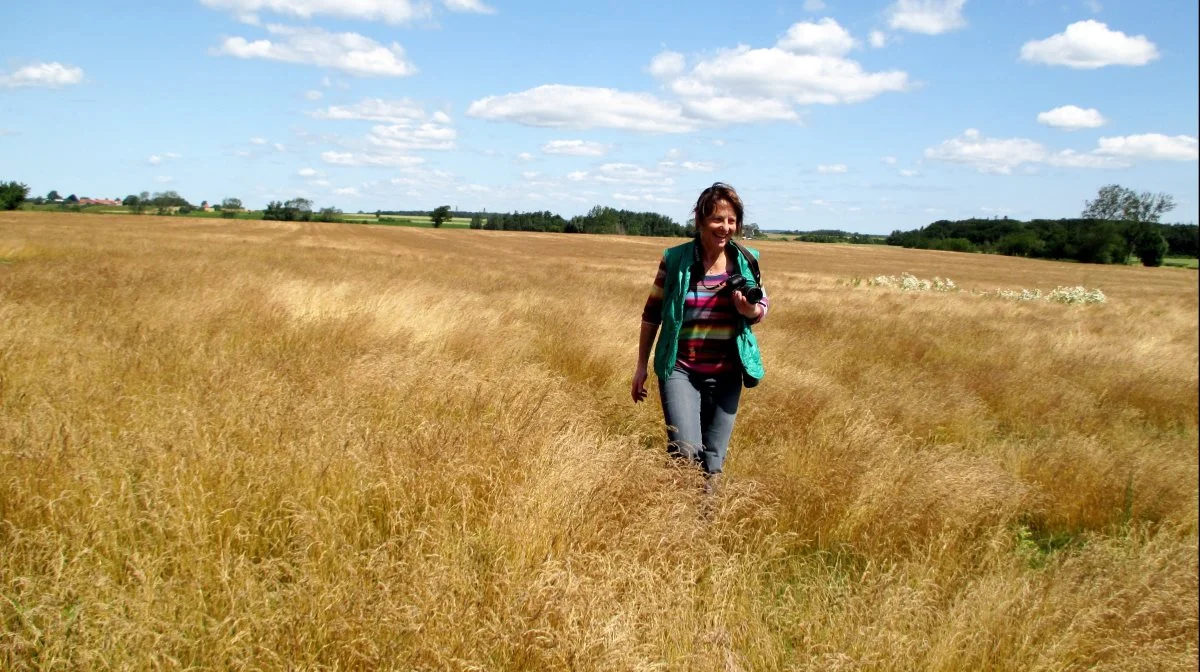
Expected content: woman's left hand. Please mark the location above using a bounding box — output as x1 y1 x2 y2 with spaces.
732 290 763 320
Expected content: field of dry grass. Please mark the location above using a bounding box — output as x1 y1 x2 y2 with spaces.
2 211 1197 670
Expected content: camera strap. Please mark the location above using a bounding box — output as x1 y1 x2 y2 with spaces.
729 240 761 287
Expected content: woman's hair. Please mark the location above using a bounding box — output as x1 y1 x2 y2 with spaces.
693 182 744 238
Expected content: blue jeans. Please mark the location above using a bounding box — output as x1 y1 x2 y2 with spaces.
658 363 743 475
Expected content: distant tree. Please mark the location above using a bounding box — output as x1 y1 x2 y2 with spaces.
1083 184 1176 223
46 190 61 201
0 181 30 210
66 193 79 204
430 205 452 228
221 197 242 211
743 222 762 239
317 207 342 222
470 212 483 229
124 194 146 214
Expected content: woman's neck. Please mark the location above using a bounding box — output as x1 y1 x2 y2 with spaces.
699 242 726 273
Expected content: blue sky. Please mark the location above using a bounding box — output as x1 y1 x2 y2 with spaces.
2 0 1196 234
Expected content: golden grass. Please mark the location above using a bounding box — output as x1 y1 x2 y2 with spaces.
2 211 1197 670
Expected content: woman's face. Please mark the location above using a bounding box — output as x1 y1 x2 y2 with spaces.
699 199 738 253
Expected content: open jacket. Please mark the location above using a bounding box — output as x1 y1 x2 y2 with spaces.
653 240 765 386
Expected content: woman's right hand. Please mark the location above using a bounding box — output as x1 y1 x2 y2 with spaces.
631 366 649 403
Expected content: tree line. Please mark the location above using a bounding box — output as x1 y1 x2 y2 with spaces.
470 206 687 237
886 185 1196 266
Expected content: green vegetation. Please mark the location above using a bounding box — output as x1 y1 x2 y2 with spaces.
0 181 30 210
1164 257 1199 269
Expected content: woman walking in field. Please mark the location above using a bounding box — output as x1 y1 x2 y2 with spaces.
631 182 768 493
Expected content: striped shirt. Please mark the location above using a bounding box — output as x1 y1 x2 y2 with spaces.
641 257 769 376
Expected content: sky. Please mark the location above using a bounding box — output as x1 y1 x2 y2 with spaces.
1 0 1197 234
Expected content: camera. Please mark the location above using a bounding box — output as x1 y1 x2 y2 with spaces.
727 274 764 303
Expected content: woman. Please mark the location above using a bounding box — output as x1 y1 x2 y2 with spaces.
632 182 768 489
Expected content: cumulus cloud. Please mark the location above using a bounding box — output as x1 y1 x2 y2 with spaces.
1037 105 1106 130
899 168 920 177
0 62 84 88
881 156 898 165
680 161 716 171
468 84 699 133
366 122 456 151
593 163 674 186
1020 20 1158 68
648 51 686 78
442 0 495 13
887 0 967 35
321 151 425 167
215 24 417 77
1094 134 1198 161
298 167 319 176
200 0 432 23
304 89 323 100
817 163 848 173
924 128 1133 173
516 152 534 161
540 139 611 156
777 18 858 56
668 43 909 107
312 98 428 123
333 186 360 196
869 31 889 48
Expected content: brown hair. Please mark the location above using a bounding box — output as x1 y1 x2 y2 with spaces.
692 182 744 239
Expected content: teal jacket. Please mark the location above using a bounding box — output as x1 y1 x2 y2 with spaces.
653 240 765 385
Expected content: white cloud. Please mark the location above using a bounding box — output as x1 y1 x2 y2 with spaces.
431 111 451 124
250 137 268 145
367 122 456 151
148 155 164 166
812 199 829 206
0 62 84 88
1094 134 1198 161
881 155 898 164
566 171 589 181
540 139 611 156
521 171 539 179
273 142 286 152
310 178 331 187
312 98 427 123
155 176 174 183
200 0 432 24
899 168 920 176
679 95 800 124
803 0 826 10
1084 0 1102 13
215 24 417 77
304 89 323 100
1020 20 1159 69
321 151 425 167
442 0 495 12
467 84 699 133
817 163 848 173
1037 105 1106 130
594 163 674 186
671 44 909 106
333 187 360 196
681 161 716 171
887 0 967 35
516 152 534 161
778 18 858 56
869 30 888 48
924 128 1046 174
298 167 319 176
1046 149 1126 168
648 51 686 78
924 128 1132 173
